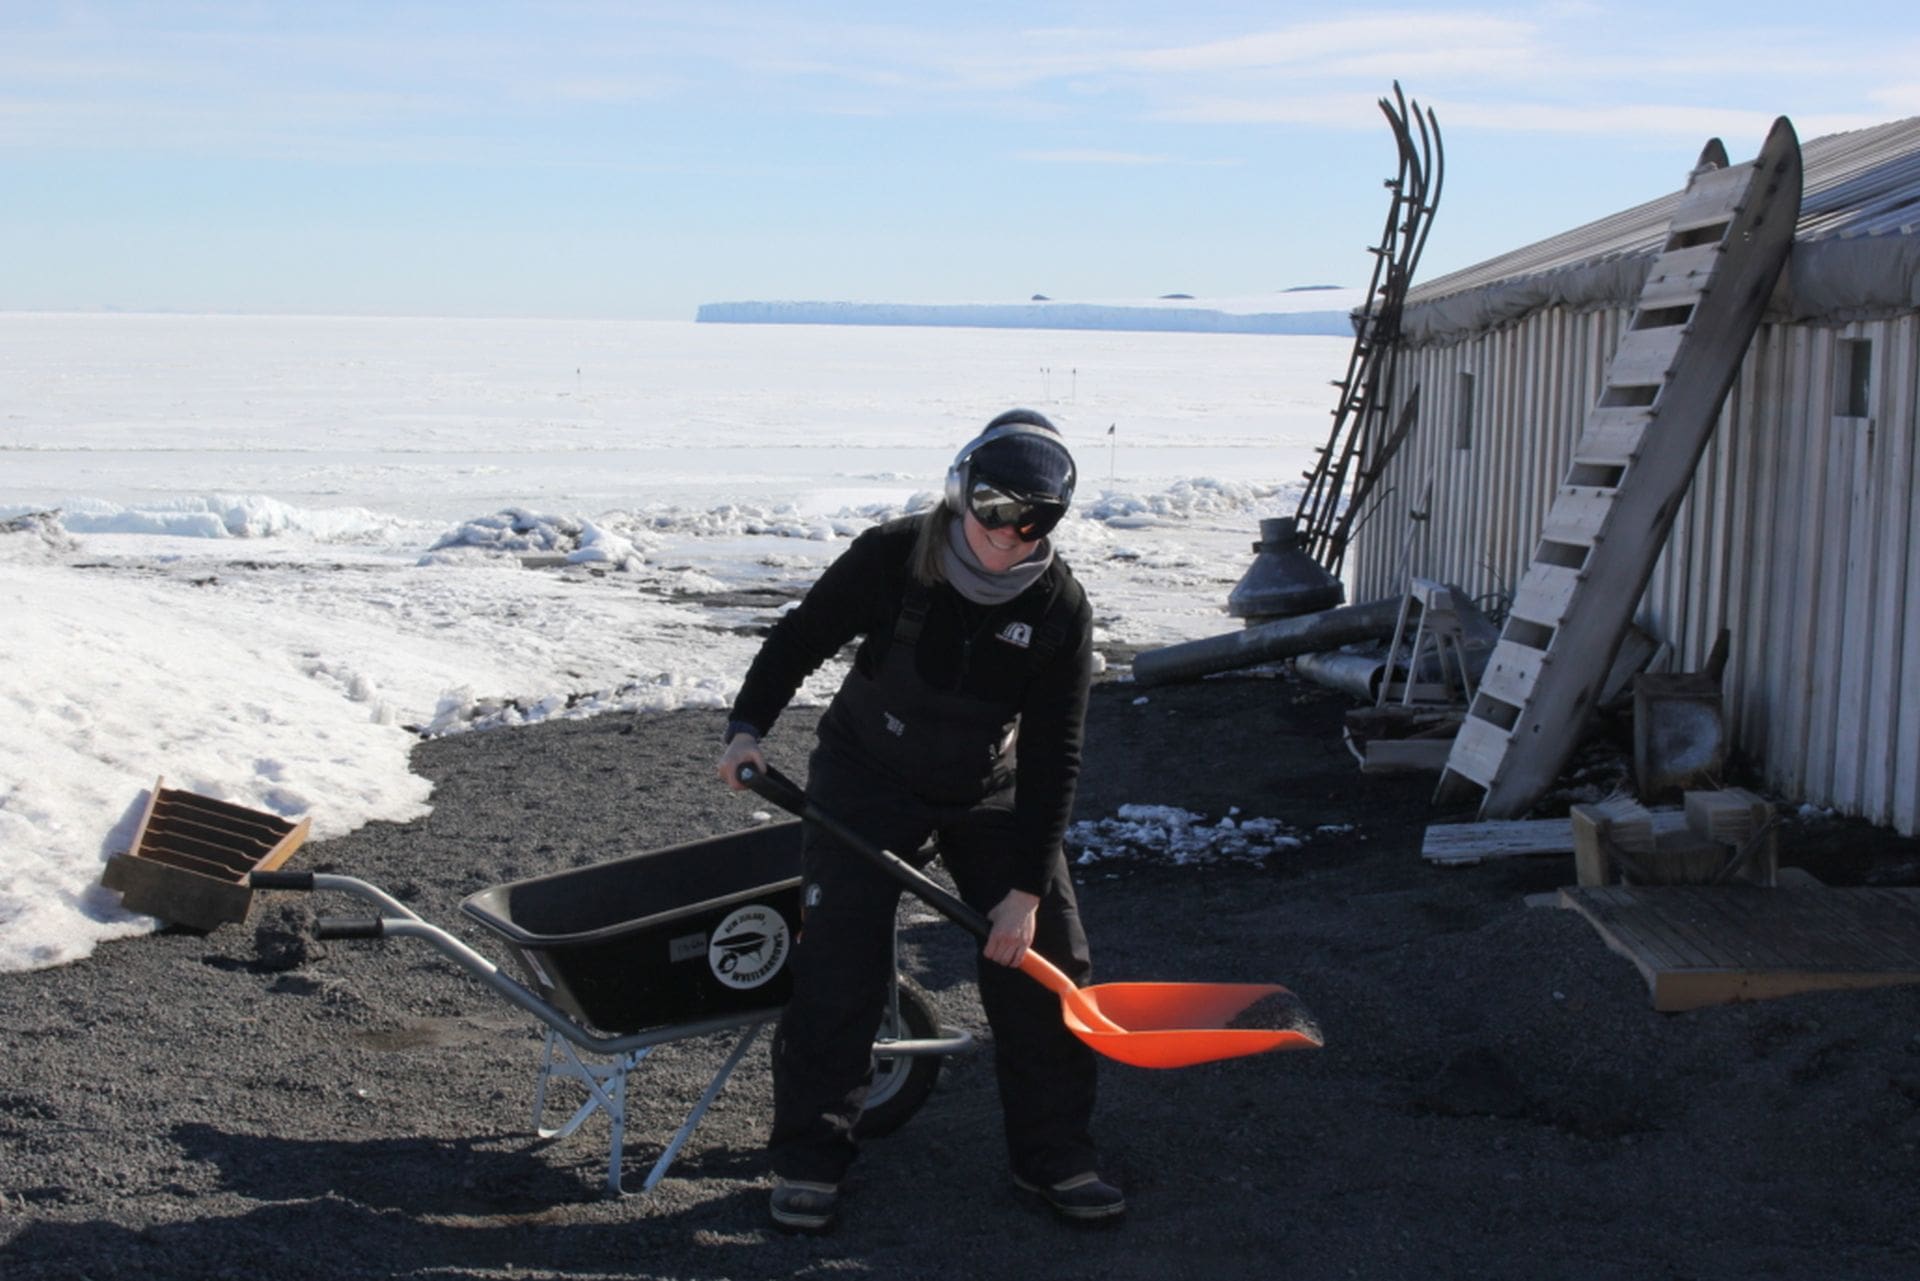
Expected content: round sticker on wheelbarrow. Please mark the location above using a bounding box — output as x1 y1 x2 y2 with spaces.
708 904 791 989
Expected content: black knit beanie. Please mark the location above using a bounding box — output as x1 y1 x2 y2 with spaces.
970 413 1076 503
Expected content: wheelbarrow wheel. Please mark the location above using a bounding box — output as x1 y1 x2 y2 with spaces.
853 974 943 1139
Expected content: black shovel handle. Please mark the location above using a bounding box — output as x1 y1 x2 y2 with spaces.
737 762 992 941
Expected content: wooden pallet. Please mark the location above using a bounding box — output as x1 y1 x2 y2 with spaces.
1421 810 1690 866
1440 119 1804 819
1560 884 1920 1011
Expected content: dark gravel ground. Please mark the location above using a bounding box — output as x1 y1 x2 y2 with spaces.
5 673 1920 1280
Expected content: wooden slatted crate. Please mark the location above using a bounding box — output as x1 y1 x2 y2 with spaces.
100 777 310 931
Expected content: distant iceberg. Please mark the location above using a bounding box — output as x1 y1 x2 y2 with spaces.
694 291 1362 337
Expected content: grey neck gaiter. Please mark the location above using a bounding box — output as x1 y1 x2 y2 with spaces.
942 516 1052 606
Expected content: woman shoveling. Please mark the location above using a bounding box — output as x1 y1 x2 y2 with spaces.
717 408 1122 1233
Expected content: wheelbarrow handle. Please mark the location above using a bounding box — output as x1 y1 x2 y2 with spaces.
737 763 993 941
315 915 387 940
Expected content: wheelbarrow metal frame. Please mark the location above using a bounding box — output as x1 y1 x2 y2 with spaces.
279 872 969 1194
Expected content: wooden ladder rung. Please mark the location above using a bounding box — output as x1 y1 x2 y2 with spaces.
1606 324 1688 389
1474 644 1546 708
1539 516 1603 551
1665 162 1752 230
1508 563 1583 628
1541 487 1617 542
1644 241 1724 294
1664 204 1737 239
1635 269 1712 314
1445 713 1514 788
1575 407 1655 466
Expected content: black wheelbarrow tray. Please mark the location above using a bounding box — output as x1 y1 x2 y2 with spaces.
251 819 968 1194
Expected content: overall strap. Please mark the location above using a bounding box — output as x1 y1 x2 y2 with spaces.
1024 570 1071 667
892 577 932 650
890 563 1074 672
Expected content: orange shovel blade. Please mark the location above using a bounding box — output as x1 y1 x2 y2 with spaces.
1018 954 1322 1069
1066 982 1323 1069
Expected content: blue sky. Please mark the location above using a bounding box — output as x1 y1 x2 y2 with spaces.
2 1 1914 320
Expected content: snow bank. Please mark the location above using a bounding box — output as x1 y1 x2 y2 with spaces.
423 507 648 568
8 495 418 544
0 560 434 972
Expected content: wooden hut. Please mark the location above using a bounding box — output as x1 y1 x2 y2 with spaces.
1348 115 1920 832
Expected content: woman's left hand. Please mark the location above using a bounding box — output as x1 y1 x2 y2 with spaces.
982 889 1040 967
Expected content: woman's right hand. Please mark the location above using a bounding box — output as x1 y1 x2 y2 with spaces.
717 732 766 791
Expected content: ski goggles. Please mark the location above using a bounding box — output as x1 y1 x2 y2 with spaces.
967 480 1068 541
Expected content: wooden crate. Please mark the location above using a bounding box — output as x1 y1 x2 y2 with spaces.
1571 789 1775 888
100 777 310 931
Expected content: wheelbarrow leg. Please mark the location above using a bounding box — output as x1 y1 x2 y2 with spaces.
638 1022 765 1193
533 1029 647 1144
530 1022 770 1194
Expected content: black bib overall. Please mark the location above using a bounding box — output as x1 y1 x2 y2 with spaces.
769 580 1099 1188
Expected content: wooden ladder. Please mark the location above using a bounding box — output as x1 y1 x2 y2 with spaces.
1440 118 1804 819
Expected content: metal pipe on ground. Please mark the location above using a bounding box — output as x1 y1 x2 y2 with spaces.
1131 598 1405 688
1293 651 1388 702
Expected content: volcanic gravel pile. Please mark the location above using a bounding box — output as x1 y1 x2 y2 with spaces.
5 675 1920 1280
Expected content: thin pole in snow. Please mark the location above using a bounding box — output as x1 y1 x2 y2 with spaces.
1106 422 1116 482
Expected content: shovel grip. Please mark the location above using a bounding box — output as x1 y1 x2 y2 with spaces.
738 762 808 815
738 762 993 941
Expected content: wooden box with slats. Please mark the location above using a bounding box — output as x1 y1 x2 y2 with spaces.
101 777 310 931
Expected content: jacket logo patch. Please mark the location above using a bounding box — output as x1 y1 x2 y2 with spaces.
996 622 1033 648
884 711 906 736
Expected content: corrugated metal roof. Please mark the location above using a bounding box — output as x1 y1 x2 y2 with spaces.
1408 115 1920 306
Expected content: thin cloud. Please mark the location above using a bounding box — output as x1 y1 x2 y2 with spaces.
0 4 1911 162
541 76 685 105
1113 15 1537 74
1014 148 1238 167
1149 92 1390 129
803 10 1916 141
1441 101 1886 141
805 14 1536 98
1018 148 1175 165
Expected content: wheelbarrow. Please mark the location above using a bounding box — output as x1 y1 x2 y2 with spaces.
251 818 968 1194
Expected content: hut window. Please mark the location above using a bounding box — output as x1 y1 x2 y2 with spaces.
1455 372 1475 449
1837 339 1873 419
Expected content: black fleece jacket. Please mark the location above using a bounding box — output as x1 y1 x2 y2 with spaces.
729 515 1094 895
